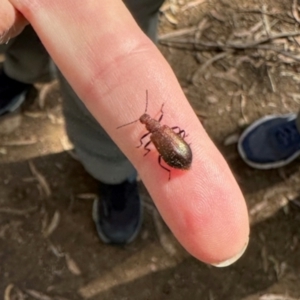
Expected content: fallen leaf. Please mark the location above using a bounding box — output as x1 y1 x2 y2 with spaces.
65 253 82 275
43 211 60 238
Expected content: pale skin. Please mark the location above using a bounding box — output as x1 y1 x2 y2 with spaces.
1 0 249 266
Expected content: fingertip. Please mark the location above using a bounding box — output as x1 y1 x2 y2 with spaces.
212 237 249 267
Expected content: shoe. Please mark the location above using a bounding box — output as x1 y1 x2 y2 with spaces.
0 69 31 116
93 178 142 245
238 113 300 169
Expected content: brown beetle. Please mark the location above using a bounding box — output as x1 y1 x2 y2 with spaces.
117 91 192 179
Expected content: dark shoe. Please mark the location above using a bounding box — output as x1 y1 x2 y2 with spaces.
238 113 300 169
0 69 31 116
93 178 142 244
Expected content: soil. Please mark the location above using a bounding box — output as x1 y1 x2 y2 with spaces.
2 0 300 299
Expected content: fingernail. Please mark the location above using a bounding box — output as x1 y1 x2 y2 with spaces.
212 238 249 268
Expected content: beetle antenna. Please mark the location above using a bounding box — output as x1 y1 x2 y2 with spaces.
145 90 148 113
116 90 148 129
116 119 139 129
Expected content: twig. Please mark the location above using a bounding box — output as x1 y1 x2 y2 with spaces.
257 44 300 62
240 95 248 123
65 253 82 275
49 243 65 258
4 284 14 300
1 138 38 146
262 4 271 37
181 0 206 11
43 210 60 238
233 21 263 38
228 30 300 48
164 12 178 25
161 36 300 64
162 31 300 50
213 68 241 85
267 67 276 92
210 9 226 22
158 26 197 41
26 290 53 300
192 51 232 81
292 0 300 23
29 161 51 197
0 206 37 215
237 8 296 24
195 17 210 40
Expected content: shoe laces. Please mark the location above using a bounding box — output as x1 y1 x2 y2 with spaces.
275 121 300 148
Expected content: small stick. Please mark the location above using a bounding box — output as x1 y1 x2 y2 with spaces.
161 31 300 49
26 290 53 300
267 67 276 92
181 0 206 11
258 45 300 62
195 17 209 41
29 161 51 197
1 138 37 146
292 0 300 23
65 253 82 276
158 26 198 41
0 206 37 215
262 4 271 37
43 210 60 238
192 51 232 79
162 39 300 63
48 243 65 258
233 21 263 38
240 94 248 122
4 284 14 300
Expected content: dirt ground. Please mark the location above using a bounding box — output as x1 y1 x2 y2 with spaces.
2 0 300 299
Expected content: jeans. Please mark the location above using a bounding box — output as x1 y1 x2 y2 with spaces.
0 0 164 184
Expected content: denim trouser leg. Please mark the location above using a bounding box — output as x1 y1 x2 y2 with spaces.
0 0 164 184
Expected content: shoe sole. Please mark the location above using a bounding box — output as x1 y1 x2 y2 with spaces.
237 113 300 169
92 197 143 245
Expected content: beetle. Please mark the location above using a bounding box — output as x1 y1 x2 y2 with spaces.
117 90 192 179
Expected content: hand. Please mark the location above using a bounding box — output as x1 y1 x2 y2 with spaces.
8 0 249 266
0 0 28 43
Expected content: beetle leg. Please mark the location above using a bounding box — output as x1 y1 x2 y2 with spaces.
158 103 165 122
158 155 171 180
171 126 188 138
143 140 152 156
136 131 151 148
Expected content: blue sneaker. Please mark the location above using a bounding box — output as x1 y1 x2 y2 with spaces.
93 178 142 245
0 69 31 116
238 113 300 169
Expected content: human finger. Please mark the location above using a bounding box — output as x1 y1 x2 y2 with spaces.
10 0 249 265
0 0 28 44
